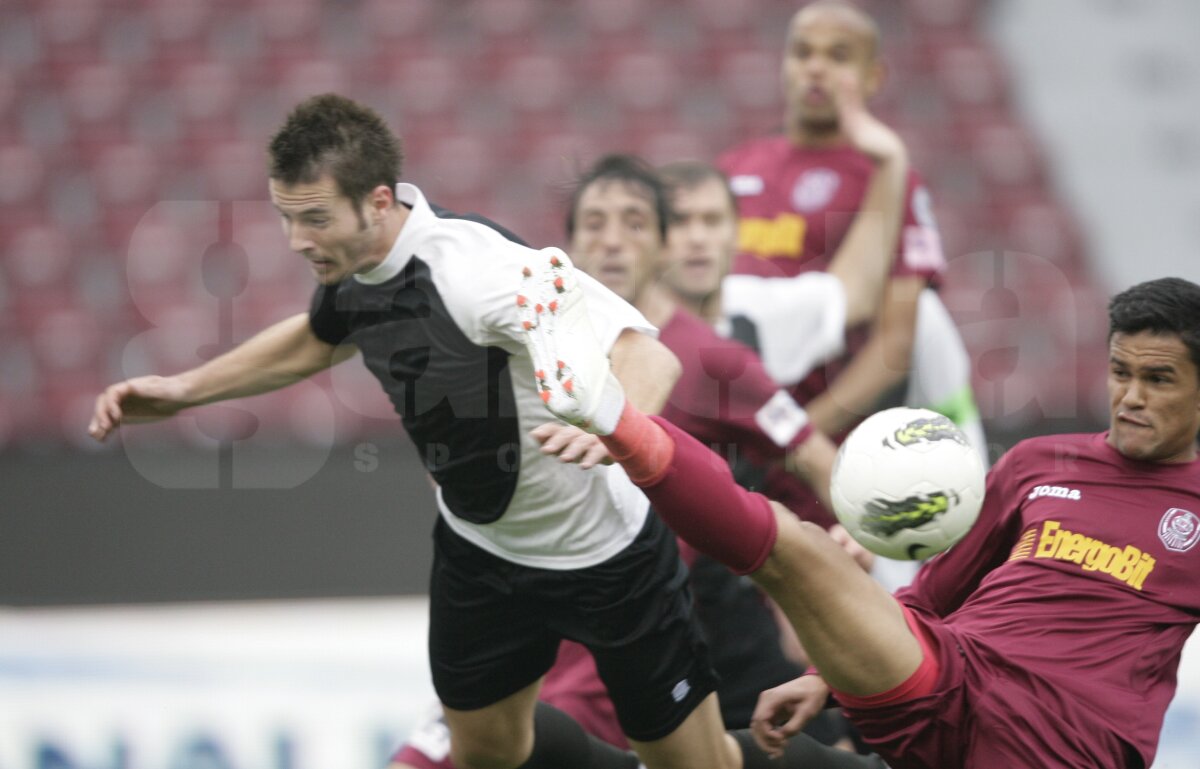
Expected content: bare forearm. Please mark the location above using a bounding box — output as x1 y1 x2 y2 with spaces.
826 153 909 328
609 329 681 415
178 313 350 406
784 430 837 512
810 276 922 435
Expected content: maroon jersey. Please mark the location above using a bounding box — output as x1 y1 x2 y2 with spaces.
897 432 1200 766
659 307 814 476
718 136 943 282
717 137 944 411
719 137 947 527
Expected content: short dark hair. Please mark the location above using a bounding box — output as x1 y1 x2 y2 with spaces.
566 153 670 243
657 160 738 217
1108 277 1200 371
268 93 404 204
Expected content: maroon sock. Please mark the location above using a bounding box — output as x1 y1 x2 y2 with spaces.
602 408 778 575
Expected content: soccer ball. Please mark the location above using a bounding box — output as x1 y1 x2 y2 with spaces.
830 407 986 561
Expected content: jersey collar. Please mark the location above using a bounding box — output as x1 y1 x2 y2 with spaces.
354 182 428 285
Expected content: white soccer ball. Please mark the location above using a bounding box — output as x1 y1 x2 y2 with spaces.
830 407 986 561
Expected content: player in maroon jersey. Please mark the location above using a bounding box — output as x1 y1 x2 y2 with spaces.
529 274 1200 769
718 0 945 456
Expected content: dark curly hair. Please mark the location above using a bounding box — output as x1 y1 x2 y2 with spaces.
268 93 404 205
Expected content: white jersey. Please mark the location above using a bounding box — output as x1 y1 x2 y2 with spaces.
718 276 986 465
905 289 987 465
719 270 847 385
311 184 651 569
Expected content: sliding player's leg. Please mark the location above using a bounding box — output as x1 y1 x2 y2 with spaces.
519 253 926 701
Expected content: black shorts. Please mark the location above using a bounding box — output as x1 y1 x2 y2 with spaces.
428 512 719 742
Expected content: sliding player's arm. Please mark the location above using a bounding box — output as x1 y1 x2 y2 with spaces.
89 313 355 441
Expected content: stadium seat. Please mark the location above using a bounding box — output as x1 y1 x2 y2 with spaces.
93 143 162 206
62 63 131 128
902 0 980 32
146 0 214 47
359 0 435 42
605 51 680 113
3 0 1107 447
499 54 575 115
173 61 240 123
579 0 647 36
0 145 48 208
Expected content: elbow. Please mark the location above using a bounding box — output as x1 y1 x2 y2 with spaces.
658 339 683 392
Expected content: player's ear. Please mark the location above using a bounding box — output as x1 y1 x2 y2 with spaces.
862 59 886 100
368 184 394 219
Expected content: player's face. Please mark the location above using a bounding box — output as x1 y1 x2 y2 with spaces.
269 174 379 285
664 177 737 304
570 179 662 304
782 8 879 134
1107 330 1200 464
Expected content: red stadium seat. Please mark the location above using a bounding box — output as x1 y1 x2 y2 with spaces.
359 0 435 42
93 143 162 206
31 308 104 375
62 63 131 128
173 61 240 123
254 0 322 43
0 145 48 208
605 51 681 113
2 0 1105 446
4 224 73 290
926 38 1011 112
902 0 980 32
146 0 215 47
202 140 268 201
413 133 495 203
499 54 576 115
580 0 647 36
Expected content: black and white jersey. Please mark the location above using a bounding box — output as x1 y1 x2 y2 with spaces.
310 184 652 569
718 270 847 386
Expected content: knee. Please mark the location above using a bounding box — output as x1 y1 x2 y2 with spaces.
754 515 829 588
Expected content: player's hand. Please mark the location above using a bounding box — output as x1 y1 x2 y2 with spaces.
828 523 876 573
88 375 191 442
832 71 906 166
751 674 831 758
530 422 613 469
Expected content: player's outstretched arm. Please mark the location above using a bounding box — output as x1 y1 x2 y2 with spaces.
88 313 354 441
808 275 923 436
823 72 909 329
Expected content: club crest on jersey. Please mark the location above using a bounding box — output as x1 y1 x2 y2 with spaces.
791 168 840 212
1158 508 1200 553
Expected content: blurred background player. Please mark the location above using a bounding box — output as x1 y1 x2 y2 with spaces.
564 152 861 740
659 157 983 593
660 159 984 464
531 270 1200 768
718 0 956 531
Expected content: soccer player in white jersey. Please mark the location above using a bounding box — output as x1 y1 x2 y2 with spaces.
89 93 735 769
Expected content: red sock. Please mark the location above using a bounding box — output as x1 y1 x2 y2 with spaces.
833 605 942 709
601 402 676 485
601 406 778 575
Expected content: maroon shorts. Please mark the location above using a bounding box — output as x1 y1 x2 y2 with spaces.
839 607 1139 769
